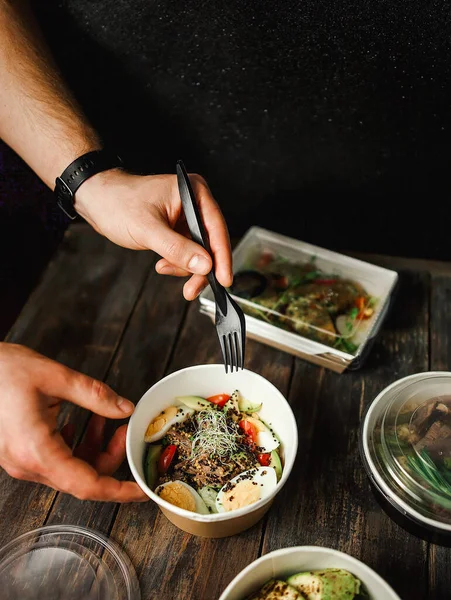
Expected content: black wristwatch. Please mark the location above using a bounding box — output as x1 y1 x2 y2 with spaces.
54 149 123 219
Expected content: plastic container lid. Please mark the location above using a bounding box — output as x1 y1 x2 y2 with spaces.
0 524 140 600
366 373 451 529
229 239 377 356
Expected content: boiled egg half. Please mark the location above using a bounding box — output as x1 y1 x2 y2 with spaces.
155 481 209 514
144 405 194 443
244 416 280 452
216 466 277 513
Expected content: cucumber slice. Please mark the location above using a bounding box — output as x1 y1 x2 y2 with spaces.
269 450 282 481
238 397 263 414
247 579 301 600
287 569 361 600
198 486 219 514
176 395 210 410
144 444 162 490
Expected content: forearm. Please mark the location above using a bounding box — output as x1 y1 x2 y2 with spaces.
0 0 101 188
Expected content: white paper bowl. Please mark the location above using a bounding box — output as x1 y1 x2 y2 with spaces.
126 364 298 538
218 546 401 600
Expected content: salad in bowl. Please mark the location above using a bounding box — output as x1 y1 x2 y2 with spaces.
143 390 283 515
126 364 297 537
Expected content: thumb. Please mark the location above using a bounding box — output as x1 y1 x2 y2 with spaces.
149 217 213 276
48 364 135 418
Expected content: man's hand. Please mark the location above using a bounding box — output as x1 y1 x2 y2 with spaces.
0 343 148 503
76 169 233 300
0 4 233 301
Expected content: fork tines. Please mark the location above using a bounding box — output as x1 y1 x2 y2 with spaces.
219 331 244 373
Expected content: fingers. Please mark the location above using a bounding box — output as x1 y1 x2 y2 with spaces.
73 415 105 464
151 174 232 288
191 176 233 288
47 450 148 502
183 275 209 301
155 258 191 277
148 217 213 277
155 259 209 299
74 416 128 475
44 422 147 502
94 424 128 475
44 363 135 420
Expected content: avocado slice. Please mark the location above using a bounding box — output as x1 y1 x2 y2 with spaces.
247 579 301 599
287 569 361 600
269 449 283 481
175 395 210 410
144 444 162 490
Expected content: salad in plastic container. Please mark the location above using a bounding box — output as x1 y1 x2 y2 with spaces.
199 227 398 373
361 372 451 542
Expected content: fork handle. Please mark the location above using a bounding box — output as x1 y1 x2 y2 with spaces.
176 161 228 314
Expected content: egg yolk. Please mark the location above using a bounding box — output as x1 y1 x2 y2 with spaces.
145 406 178 440
222 480 260 511
159 483 197 512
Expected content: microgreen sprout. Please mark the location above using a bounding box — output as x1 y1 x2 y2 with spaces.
190 409 239 461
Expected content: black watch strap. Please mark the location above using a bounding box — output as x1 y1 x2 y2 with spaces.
54 149 123 220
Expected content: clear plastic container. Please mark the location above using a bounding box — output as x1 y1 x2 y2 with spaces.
361 372 451 543
0 525 140 600
199 227 398 372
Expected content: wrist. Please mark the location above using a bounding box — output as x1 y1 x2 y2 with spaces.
54 150 124 220
74 168 127 219
41 133 102 189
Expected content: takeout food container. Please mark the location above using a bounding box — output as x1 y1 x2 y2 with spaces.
126 364 298 538
199 227 398 373
0 524 140 600
361 371 451 545
218 545 400 600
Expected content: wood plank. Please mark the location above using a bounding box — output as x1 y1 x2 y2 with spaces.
45 267 188 530
0 225 153 544
109 302 294 600
262 270 430 600
427 274 451 599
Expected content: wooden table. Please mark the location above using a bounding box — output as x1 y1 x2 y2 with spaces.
2 223 451 600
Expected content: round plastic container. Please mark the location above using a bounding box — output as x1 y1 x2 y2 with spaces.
126 364 298 538
218 546 400 600
361 371 451 545
0 524 140 600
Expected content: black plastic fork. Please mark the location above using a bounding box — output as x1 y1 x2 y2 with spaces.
176 160 246 372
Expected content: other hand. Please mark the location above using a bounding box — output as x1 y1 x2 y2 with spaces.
0 343 148 503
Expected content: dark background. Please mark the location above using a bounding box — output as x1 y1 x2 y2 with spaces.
2 0 451 336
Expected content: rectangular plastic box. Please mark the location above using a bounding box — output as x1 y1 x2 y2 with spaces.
199 227 399 373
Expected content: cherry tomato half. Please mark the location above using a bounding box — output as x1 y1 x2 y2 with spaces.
271 275 289 290
158 444 177 474
239 419 258 444
258 453 271 466
207 393 230 408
